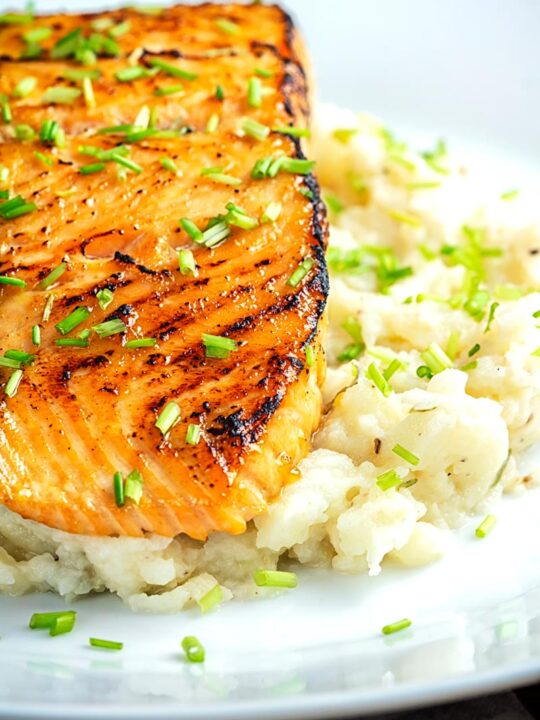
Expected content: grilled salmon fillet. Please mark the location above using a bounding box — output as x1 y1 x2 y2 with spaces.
0 3 328 539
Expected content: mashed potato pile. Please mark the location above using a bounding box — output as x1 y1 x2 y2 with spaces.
2 106 539 612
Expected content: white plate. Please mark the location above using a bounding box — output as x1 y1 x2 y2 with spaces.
2 0 540 717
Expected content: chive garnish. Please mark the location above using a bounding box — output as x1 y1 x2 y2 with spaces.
214 17 240 35
147 57 198 80
79 162 106 175
0 95 12 123
29 611 76 637
305 344 315 367
201 220 230 247
286 258 314 287
382 618 412 635
468 343 481 357
215 84 225 100
55 306 91 335
383 358 402 380
39 262 67 290
124 469 143 504
484 302 499 334
260 202 282 224
0 357 21 369
501 189 519 201
154 83 184 96
125 337 157 349
160 157 179 174
33 151 54 166
200 167 242 186
241 117 270 141
253 570 297 588
202 333 238 359
366 362 392 397
42 86 81 104
197 584 224 613
376 469 402 491
247 77 262 108
206 112 220 133
185 423 201 445
114 66 155 82
32 325 41 346
333 128 358 144
0 195 37 219
39 119 64 146
0 12 33 25
178 249 198 276
96 288 114 310
225 202 259 230
155 400 181 435
280 158 315 175
5 350 35 365
388 209 422 227
109 19 130 37
255 67 273 78
325 194 344 214
82 77 95 109
420 342 453 375
180 218 203 243
181 636 205 663
392 444 420 466
92 319 125 338
0 276 26 287
113 471 125 507
273 125 311 138
89 637 124 651
110 153 143 174
13 76 37 98
475 514 496 539
55 338 90 348
23 26 52 43
63 67 101 81
4 369 23 398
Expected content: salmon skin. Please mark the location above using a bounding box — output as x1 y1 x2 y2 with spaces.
0 3 328 539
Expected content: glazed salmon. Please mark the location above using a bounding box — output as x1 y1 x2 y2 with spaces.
0 3 328 539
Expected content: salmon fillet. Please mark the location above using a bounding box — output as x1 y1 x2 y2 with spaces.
0 3 328 539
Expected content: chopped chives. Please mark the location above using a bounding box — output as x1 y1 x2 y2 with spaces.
29 611 76 632
260 201 282 224
180 218 203 243
181 636 205 663
214 17 240 35
124 469 143 504
206 112 220 133
461 360 478 371
202 333 238 359
110 153 143 174
253 569 297 588
197 584 224 613
280 158 315 175
388 209 422 227
4 369 23 398
42 294 55 321
333 128 358 144
0 195 37 219
475 514 496 539
484 302 499 334
79 162 106 175
23 26 52 42
63 67 101 81
305 344 315 367
13 76 37 98
33 151 54 166
55 306 91 335
392 444 420 466
407 181 441 190
38 262 67 290
50 613 76 636
178 248 197 276
416 365 433 379
383 358 402 381
325 194 344 214
42 86 81 104
113 471 125 507
39 119 64 146
96 288 114 310
376 469 402 491
32 325 41 346
155 400 181 435
420 342 453 374
200 168 242 186
125 337 157 349
273 125 311 138
468 343 481 357
160 157 179 174
287 257 314 287
0 95 12 123
186 423 201 445
247 77 262 108
0 357 21 369
215 84 225 100
255 67 273 78
0 12 33 24
89 637 124 650
382 618 412 635
366 362 392 397
109 19 130 37
501 189 519 201
82 77 95 109
202 220 230 247
299 187 314 200
114 66 154 82
241 117 270 141
147 57 198 80
55 338 89 347
225 202 259 230
92 318 126 338
0 276 26 287
4 349 35 365
154 83 184 96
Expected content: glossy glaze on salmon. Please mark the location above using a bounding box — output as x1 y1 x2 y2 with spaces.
0 3 328 539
